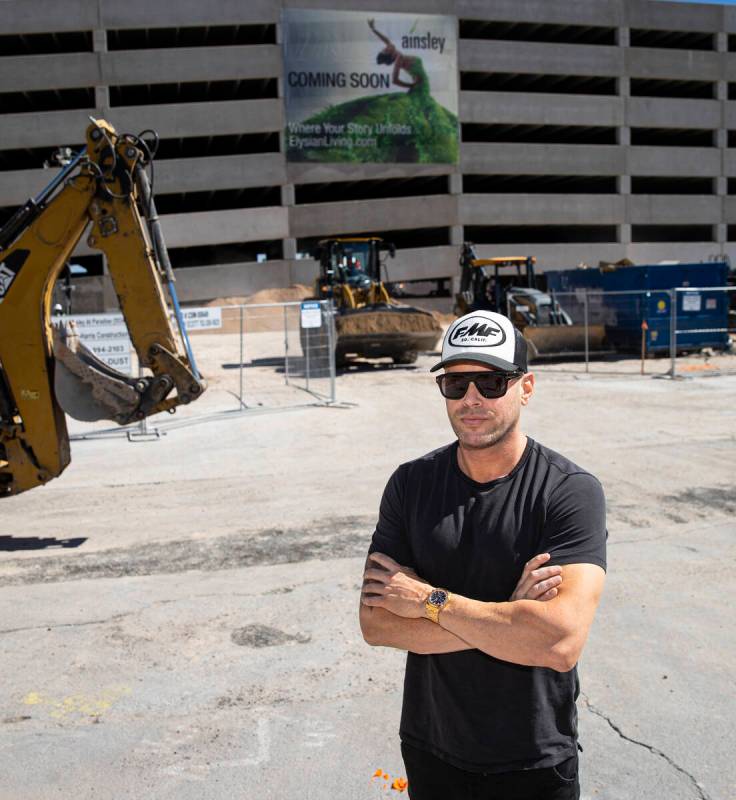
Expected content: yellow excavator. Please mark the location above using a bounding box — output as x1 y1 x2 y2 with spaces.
0 119 206 497
455 243 604 359
311 237 441 366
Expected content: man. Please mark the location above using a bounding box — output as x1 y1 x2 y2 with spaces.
360 310 606 800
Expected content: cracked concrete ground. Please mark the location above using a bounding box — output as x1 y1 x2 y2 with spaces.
1 355 734 799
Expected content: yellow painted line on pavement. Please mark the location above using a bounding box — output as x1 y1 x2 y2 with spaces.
22 686 132 719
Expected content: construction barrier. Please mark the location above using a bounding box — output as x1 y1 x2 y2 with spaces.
519 287 735 378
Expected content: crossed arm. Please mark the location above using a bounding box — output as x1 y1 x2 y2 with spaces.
360 553 605 672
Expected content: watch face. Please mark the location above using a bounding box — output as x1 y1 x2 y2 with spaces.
428 589 448 608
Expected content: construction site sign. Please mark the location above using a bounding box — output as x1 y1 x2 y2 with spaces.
58 307 222 375
282 9 458 164
59 312 132 373
300 301 322 328
180 306 222 331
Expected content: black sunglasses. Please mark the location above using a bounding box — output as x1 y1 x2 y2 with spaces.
435 370 523 400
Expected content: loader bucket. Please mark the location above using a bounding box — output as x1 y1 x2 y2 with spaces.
335 304 442 364
523 324 606 360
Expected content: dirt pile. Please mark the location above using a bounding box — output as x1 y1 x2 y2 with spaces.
337 310 442 337
206 285 312 308
200 285 314 333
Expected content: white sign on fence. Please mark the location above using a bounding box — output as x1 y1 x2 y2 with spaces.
682 292 701 312
57 306 222 374
300 301 322 329
59 312 132 373
180 306 222 330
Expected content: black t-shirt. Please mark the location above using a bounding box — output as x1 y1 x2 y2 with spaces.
368 437 607 773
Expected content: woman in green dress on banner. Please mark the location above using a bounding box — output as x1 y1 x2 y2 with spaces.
368 18 429 99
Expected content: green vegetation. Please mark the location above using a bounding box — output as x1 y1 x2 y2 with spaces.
287 91 459 164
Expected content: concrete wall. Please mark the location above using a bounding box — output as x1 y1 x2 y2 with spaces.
1 0 735 312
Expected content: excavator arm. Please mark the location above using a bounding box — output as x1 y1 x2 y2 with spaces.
0 119 205 497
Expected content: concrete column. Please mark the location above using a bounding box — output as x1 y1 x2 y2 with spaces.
448 173 462 195
283 237 298 260
281 185 296 270
450 225 464 246
717 56 728 246
281 184 295 206
618 27 629 48
93 29 107 52
716 32 727 53
619 126 630 146
93 29 109 111
95 86 109 110
620 223 631 246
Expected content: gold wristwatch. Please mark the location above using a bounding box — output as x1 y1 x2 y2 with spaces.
425 588 450 624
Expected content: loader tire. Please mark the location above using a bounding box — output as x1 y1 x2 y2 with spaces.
393 350 418 365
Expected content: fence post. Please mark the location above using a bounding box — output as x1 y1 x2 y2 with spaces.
669 289 677 379
283 304 290 386
326 300 336 403
239 305 246 409
305 324 311 393
583 290 590 374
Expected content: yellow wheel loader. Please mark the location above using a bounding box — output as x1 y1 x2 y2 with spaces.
455 243 605 359
308 237 441 366
0 119 206 497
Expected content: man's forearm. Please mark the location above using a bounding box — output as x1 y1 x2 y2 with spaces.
361 606 473 655
439 595 572 670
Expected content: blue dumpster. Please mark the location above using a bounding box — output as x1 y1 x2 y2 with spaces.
544 262 730 353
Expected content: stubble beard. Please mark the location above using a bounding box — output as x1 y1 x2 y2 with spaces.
450 404 521 451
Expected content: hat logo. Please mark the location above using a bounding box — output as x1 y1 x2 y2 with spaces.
448 317 506 348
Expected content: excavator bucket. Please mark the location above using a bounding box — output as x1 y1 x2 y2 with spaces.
52 323 141 423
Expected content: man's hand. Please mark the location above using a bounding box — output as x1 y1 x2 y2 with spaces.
361 552 430 619
510 553 562 602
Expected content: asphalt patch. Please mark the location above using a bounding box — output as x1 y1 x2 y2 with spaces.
0 515 373 588
663 486 736 516
230 624 310 648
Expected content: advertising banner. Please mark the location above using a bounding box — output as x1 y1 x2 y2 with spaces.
283 9 458 164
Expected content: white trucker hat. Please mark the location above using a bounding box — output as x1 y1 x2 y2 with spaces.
430 310 528 373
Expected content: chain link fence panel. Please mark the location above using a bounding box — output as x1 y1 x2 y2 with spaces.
521 288 735 377
189 301 336 413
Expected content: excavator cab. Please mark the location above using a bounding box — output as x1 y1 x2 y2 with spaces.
456 243 539 317
455 243 597 360
0 119 206 497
